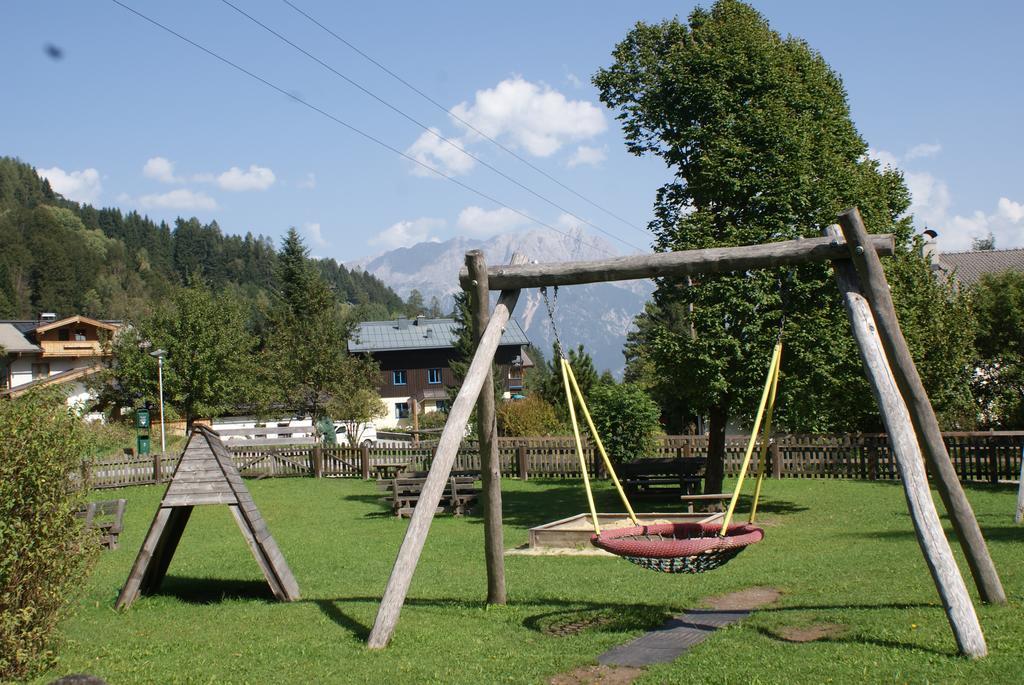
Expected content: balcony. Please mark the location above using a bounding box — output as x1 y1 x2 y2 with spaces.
39 340 105 358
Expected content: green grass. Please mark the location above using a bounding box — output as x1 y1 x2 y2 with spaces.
38 477 1024 684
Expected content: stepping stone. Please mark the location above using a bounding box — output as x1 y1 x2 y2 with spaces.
598 609 750 667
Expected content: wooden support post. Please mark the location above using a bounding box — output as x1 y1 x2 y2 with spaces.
468 251 526 607
517 444 529 481
825 225 986 658
361 443 371 480
411 398 420 447
459 234 896 290
153 452 161 482
312 445 323 479
770 440 782 479
367 259 526 649
1016 449 1024 524
838 208 1006 605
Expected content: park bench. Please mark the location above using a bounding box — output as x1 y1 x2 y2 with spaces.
378 475 479 518
619 458 706 499
76 498 127 550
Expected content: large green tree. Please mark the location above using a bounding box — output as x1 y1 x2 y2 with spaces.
102 280 259 428
262 229 380 436
971 271 1024 428
596 0 973 491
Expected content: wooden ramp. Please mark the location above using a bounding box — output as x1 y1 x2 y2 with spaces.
116 426 300 609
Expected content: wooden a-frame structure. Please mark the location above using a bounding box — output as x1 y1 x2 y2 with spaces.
116 426 300 608
366 208 1005 658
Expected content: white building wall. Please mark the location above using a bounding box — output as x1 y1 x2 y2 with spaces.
378 394 412 429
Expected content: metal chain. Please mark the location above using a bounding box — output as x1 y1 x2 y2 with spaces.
540 285 565 359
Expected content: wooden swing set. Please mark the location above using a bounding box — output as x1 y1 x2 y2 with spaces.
365 207 1004 658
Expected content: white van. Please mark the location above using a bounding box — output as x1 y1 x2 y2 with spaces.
333 421 377 447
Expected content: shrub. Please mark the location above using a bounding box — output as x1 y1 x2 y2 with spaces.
588 383 661 464
0 390 99 680
497 396 564 436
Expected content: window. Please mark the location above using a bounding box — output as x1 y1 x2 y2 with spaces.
435 400 448 412
395 402 410 419
392 370 407 385
31 363 50 380
427 368 442 384
74 329 87 342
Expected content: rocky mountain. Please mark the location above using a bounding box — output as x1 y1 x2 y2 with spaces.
348 228 653 377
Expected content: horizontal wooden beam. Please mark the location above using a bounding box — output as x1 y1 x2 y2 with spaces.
458 234 895 291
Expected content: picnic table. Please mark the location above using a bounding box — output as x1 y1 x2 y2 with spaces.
373 461 411 480
377 475 479 517
75 498 127 550
619 457 706 499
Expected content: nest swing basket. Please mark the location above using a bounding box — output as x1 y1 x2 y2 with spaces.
590 521 765 574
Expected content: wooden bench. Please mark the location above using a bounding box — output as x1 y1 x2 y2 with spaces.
619 458 706 498
76 499 127 550
378 476 479 518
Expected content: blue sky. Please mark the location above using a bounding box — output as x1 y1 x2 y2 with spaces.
3 1 1022 260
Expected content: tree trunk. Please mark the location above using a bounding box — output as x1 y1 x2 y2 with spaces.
705 401 728 494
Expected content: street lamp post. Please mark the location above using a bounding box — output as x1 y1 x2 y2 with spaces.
149 348 167 454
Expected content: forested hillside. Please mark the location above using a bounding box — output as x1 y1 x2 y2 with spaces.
0 157 404 320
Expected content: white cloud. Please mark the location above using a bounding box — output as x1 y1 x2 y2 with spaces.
905 143 942 160
36 166 102 204
906 171 952 228
143 156 179 183
997 197 1024 223
867 147 900 169
370 217 445 249
216 165 276 191
303 222 327 248
405 128 476 177
138 189 218 211
456 206 530 237
567 145 607 168
565 70 584 89
451 77 606 157
297 172 317 189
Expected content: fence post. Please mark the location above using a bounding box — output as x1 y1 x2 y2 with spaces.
771 439 782 479
313 445 323 479
868 444 878 481
153 452 161 483
988 437 999 485
517 444 528 481
361 443 371 480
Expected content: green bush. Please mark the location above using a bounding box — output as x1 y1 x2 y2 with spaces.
0 390 99 680
588 383 661 464
497 396 564 437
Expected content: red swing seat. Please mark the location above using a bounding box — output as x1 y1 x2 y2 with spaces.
591 521 765 574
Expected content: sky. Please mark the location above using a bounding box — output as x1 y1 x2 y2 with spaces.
3 0 1023 262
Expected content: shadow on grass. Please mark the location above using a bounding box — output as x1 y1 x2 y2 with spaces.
752 625 953 657
152 576 276 604
848 525 1024 543
343 493 395 518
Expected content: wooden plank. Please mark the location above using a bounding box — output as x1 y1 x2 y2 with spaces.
368 265 525 649
826 224 986 658
459 234 895 290
1016 449 1024 524
838 208 1005 606
161 492 239 507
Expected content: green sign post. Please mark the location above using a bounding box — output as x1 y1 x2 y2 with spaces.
135 407 151 455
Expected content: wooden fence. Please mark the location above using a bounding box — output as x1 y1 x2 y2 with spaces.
86 432 1024 490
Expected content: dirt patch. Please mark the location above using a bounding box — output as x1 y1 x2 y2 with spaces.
702 586 782 611
550 665 645 685
777 622 847 643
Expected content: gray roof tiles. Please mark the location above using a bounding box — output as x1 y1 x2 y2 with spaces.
349 317 529 353
0 323 40 353
937 248 1024 286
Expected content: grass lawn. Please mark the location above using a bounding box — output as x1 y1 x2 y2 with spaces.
39 476 1024 684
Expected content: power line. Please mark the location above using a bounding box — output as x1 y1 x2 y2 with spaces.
280 0 654 240
108 0 618 258
217 0 646 254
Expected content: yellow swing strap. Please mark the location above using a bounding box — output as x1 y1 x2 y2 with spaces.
563 359 639 526
719 340 783 536
560 357 601 534
749 345 782 524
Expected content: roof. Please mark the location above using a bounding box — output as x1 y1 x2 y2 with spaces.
0 323 40 353
0 365 101 398
34 315 120 334
349 317 530 353
936 248 1024 286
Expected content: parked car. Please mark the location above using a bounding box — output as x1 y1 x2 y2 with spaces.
333 421 377 447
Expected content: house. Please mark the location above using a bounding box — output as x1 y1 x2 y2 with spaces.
348 316 532 428
0 314 121 410
923 231 1024 286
